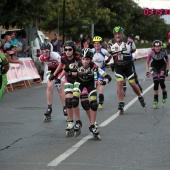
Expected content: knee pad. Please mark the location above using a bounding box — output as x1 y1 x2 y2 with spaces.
153 78 159 90
159 77 166 89
72 96 79 108
65 98 72 108
99 94 104 102
81 100 90 110
90 100 98 111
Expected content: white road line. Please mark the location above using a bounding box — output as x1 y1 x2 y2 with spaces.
47 83 154 167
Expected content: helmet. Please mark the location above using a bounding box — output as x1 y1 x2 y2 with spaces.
63 40 76 50
152 40 162 47
113 26 124 34
80 48 93 59
93 36 102 42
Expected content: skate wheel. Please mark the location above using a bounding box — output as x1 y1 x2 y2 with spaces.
119 110 124 115
64 115 69 122
93 134 101 140
43 116 51 123
74 130 81 138
66 129 74 137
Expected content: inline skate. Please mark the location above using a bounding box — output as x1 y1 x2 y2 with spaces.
162 91 167 108
118 102 124 115
138 96 146 111
44 108 52 122
66 121 74 137
89 124 101 140
74 120 82 137
153 95 158 109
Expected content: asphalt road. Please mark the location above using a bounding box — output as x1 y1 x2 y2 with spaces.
0 59 170 170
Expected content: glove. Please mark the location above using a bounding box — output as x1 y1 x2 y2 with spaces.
146 72 151 78
165 70 169 77
49 74 55 81
100 80 106 85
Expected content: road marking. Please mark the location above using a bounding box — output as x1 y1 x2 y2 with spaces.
47 83 154 167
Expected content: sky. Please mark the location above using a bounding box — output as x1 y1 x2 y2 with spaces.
134 0 170 8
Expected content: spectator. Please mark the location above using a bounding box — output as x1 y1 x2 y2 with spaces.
17 31 28 58
41 36 53 52
3 35 11 51
51 32 61 53
10 31 18 47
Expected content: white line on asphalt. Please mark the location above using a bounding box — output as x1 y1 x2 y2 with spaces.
47 83 154 167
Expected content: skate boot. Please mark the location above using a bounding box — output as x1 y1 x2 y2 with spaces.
98 94 104 109
94 121 98 128
89 124 101 140
74 120 82 137
162 91 167 107
153 95 158 109
66 121 74 137
123 83 127 96
118 102 124 115
44 108 52 122
138 96 146 111
63 106 68 121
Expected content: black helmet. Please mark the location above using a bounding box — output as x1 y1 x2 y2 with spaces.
80 48 93 59
63 40 76 51
152 40 162 47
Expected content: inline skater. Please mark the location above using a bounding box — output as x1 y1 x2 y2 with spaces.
91 36 111 109
61 48 112 139
108 29 143 96
0 52 9 100
49 41 82 137
39 47 67 122
109 26 146 113
146 40 169 108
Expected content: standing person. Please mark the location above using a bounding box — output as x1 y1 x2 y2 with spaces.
10 32 18 47
0 52 9 100
91 36 111 109
49 41 81 137
39 48 67 122
146 40 169 108
108 30 143 96
41 37 53 52
60 48 112 139
51 32 61 53
109 26 146 113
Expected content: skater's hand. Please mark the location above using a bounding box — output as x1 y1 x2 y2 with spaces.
99 80 106 85
146 72 151 78
49 74 55 81
165 70 169 77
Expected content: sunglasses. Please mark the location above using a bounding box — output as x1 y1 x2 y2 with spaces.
65 48 73 51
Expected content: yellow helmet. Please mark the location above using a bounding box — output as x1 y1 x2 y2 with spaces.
93 36 102 42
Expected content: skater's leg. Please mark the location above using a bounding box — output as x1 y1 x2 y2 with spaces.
57 81 68 120
97 81 104 108
46 80 54 106
123 79 127 96
153 94 158 109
